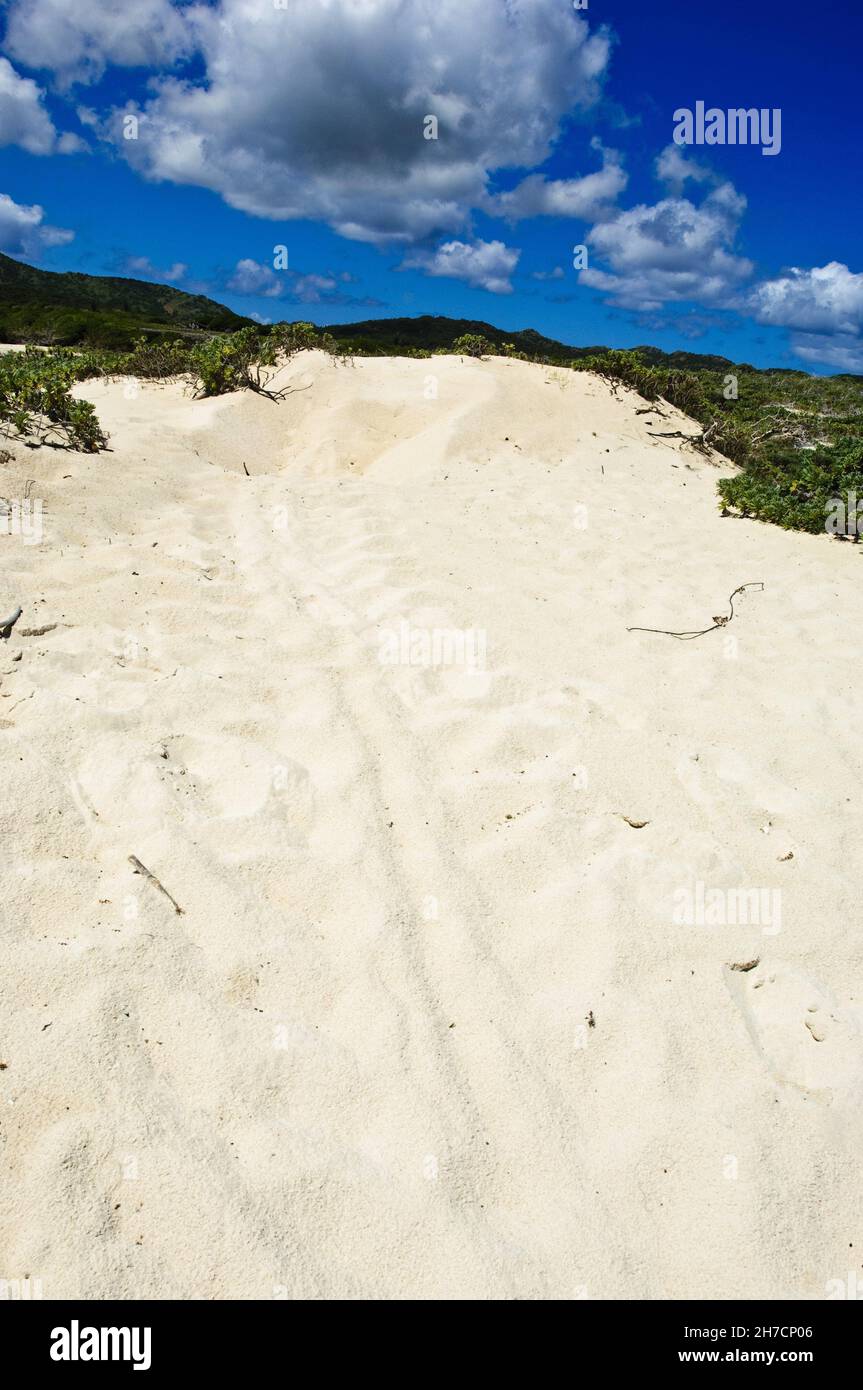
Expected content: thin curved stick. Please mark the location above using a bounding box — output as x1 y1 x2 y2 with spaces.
627 583 764 641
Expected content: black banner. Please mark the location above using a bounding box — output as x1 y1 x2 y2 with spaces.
3 1299 857 1374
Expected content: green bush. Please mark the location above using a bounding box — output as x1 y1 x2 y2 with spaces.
452 333 493 358
571 350 663 401
0 347 108 450
719 439 863 532
120 337 199 380
190 322 339 398
189 327 272 397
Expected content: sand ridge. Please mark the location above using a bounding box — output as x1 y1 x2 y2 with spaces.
1 350 861 1298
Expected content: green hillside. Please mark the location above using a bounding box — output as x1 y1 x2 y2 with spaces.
0 252 253 346
325 314 594 361
325 314 755 374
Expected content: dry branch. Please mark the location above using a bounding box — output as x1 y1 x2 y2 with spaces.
128 855 185 915
627 582 764 641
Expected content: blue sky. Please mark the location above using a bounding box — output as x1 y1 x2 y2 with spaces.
1 0 861 371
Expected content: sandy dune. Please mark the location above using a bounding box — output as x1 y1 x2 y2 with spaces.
1 350 861 1299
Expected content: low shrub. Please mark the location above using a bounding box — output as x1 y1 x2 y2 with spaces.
0 347 108 450
719 438 863 532
120 337 200 380
452 333 494 358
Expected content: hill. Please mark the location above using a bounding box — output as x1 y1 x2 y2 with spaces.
325 315 753 374
0 252 253 347
325 314 591 361
0 256 845 380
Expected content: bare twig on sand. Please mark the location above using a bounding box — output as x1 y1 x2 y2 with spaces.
0 606 22 639
128 855 185 915
627 582 764 641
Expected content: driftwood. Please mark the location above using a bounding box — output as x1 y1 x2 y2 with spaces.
627 583 764 641
0 606 22 639
648 419 721 455
128 855 185 915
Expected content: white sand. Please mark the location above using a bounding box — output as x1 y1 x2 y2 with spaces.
1 350 861 1299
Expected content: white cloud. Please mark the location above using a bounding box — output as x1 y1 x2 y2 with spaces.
0 192 73 255
0 58 90 155
105 0 610 245
580 181 753 311
3 0 193 86
532 267 566 281
124 255 187 282
290 273 339 304
0 56 58 154
488 143 627 223
227 259 284 298
654 144 713 195
56 130 89 154
227 259 364 305
747 262 863 336
790 332 863 374
401 238 520 294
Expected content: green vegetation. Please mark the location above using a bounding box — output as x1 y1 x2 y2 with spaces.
0 323 343 450
0 251 254 348
192 321 339 397
570 349 863 532
0 347 107 451
1 251 859 535
327 325 862 535
451 333 494 358
328 315 586 361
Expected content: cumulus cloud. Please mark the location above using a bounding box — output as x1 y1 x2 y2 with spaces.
0 56 59 154
56 130 88 154
102 0 610 245
227 258 382 306
401 238 520 294
747 262 863 336
289 273 341 304
746 263 863 370
228 259 284 298
0 58 90 154
580 180 753 311
123 254 188 282
0 192 73 255
654 144 714 195
3 0 193 87
487 142 627 223
790 332 863 374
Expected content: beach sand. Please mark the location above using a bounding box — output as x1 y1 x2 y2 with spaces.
1 350 861 1299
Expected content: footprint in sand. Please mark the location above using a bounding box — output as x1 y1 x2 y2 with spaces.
726 961 863 1104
